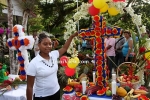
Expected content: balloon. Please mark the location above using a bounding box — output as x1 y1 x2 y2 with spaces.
88 5 100 16
88 0 93 3
60 56 68 67
108 7 119 16
145 51 150 60
93 0 106 9
67 57 80 69
65 67 75 76
100 3 109 13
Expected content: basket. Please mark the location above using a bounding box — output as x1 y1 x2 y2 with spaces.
117 62 141 89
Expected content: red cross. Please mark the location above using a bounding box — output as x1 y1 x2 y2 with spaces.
79 15 122 87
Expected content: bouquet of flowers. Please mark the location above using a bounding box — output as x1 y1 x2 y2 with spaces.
0 77 26 96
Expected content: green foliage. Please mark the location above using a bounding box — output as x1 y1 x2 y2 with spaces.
78 50 93 56
0 3 7 16
78 63 94 82
28 16 44 33
0 56 10 67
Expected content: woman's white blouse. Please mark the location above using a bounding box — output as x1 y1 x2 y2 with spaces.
26 50 60 97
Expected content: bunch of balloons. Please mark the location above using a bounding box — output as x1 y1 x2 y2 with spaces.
88 0 119 16
60 56 80 76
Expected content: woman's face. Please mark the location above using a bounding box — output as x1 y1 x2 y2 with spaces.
124 32 130 38
38 37 52 54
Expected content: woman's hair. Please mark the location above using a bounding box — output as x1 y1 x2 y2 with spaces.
38 33 49 43
124 30 131 37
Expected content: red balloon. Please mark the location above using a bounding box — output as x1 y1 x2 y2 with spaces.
60 56 68 67
88 0 93 3
88 5 100 16
65 67 75 76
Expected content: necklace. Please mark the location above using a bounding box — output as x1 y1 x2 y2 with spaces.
42 57 54 67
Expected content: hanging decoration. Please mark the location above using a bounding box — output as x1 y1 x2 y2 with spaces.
88 5 100 16
65 67 76 77
93 0 106 9
67 57 80 69
7 25 34 81
108 7 119 16
60 56 69 67
100 3 109 13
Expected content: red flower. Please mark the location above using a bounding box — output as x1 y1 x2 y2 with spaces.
112 28 118 34
79 32 85 37
95 22 100 27
95 49 102 54
85 32 91 36
97 76 103 81
80 95 89 100
96 55 103 60
91 30 95 36
96 37 102 43
96 65 102 71
106 29 112 35
3 80 12 85
93 15 100 22
145 61 150 69
96 43 102 48
138 95 149 100
139 47 146 54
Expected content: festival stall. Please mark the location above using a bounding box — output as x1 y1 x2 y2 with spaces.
62 0 150 100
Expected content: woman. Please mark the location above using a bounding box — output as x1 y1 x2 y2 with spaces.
121 30 133 62
26 32 78 100
81 39 87 51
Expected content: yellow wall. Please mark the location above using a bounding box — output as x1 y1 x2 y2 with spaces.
0 0 7 6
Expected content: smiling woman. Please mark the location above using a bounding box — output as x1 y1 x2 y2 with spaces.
26 32 78 100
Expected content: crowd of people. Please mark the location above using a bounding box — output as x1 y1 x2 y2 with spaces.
105 29 150 79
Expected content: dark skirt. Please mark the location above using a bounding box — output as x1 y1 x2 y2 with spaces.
33 90 60 100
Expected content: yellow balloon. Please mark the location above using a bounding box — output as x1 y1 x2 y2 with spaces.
67 57 80 69
93 0 106 9
74 57 80 64
108 7 119 16
145 51 150 60
100 3 109 13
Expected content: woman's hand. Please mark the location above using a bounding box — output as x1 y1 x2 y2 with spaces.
58 32 79 57
119 45 123 49
71 32 78 37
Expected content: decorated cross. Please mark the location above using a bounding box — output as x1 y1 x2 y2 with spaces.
79 15 122 87
7 25 34 80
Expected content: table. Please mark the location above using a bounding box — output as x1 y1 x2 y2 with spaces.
62 92 112 100
0 74 26 100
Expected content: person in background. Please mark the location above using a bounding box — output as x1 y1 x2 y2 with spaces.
33 32 39 56
105 35 116 79
26 32 78 100
81 38 87 51
115 33 125 66
86 39 92 51
121 30 133 62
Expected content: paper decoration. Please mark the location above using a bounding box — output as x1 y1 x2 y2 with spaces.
78 15 122 87
7 25 34 80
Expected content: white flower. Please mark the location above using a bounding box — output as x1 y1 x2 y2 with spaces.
64 3 90 57
125 7 135 16
140 25 146 34
132 14 142 25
